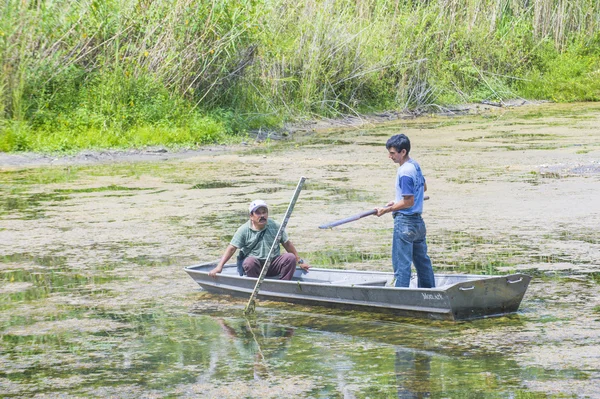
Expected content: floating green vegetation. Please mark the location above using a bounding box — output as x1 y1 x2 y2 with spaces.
324 165 349 172
519 170 569 186
303 181 337 191
0 167 80 185
587 273 600 284
241 141 287 155
295 138 355 146
528 254 581 264
364 132 396 137
0 253 67 267
502 144 561 151
429 230 491 249
201 210 250 231
428 231 526 274
357 141 385 146
458 133 560 143
308 248 388 267
506 267 599 284
431 229 597 276
0 162 192 192
253 186 285 194
190 181 238 189
536 315 564 323
1 191 70 219
445 176 489 184
454 128 569 151
1 269 118 305
519 106 600 120
123 255 193 267
89 161 180 179
404 120 465 130
566 271 597 283
328 177 350 182
54 185 153 194
0 253 122 308
546 230 600 244
1 185 154 219
303 181 376 203
434 256 509 275
538 171 563 179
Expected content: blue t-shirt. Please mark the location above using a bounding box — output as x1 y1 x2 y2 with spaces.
395 159 426 215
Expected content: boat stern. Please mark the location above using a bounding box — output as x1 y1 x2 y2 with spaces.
445 274 531 320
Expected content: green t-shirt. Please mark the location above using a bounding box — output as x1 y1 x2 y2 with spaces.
231 219 288 260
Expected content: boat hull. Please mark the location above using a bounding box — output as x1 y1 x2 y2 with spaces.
183 262 531 321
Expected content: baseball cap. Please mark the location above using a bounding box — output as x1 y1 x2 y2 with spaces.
249 199 268 214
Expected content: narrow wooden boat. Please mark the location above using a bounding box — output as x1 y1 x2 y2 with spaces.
184 262 531 321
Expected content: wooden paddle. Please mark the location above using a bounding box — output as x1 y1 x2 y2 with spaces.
319 196 429 229
244 176 306 314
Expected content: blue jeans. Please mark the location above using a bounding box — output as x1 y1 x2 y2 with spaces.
392 214 435 288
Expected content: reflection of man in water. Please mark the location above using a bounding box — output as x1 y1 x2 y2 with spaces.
217 318 294 380
395 348 432 398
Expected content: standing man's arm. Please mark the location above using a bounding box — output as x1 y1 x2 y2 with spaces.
209 244 238 277
375 195 414 217
282 240 310 271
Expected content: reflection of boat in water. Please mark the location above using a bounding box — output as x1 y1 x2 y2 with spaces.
188 306 531 397
395 348 433 399
216 317 294 380
184 262 531 321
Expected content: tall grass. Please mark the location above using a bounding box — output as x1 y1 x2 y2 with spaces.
1 0 599 152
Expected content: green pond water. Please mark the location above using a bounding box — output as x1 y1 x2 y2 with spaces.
0 259 565 398
1 102 599 398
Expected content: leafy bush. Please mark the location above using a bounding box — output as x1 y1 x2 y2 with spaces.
519 41 600 102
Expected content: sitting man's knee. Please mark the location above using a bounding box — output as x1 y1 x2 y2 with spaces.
282 253 296 263
243 257 261 276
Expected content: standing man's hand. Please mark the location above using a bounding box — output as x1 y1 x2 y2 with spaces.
375 201 395 217
375 207 387 217
375 196 413 217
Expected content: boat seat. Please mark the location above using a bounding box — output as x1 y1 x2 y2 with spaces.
329 279 389 287
354 279 388 287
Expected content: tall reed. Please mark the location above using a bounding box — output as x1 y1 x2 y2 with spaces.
0 0 598 151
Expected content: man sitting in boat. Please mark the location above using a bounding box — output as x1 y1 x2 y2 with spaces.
208 199 310 279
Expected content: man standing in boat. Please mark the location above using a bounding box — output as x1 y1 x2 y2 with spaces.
208 199 310 279
375 134 435 288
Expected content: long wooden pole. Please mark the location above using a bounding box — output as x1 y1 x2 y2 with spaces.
318 196 429 229
244 176 306 314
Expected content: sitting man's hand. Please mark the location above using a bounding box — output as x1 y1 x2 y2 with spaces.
208 266 222 277
298 260 310 272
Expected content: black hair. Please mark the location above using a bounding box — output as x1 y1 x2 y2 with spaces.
385 134 411 154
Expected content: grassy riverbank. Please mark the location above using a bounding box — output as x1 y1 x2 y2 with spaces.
1 0 599 152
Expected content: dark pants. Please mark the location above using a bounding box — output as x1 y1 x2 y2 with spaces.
243 253 296 280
